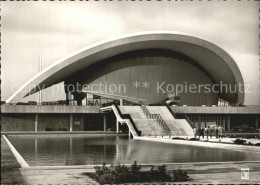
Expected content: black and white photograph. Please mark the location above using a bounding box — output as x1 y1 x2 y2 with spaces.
1 0 260 184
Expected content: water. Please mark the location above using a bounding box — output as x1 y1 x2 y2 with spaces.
8 135 260 166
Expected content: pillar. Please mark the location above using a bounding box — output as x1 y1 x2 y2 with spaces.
35 113 38 132
103 114 107 131
120 99 123 106
86 94 88 105
256 116 259 129
70 114 73 132
116 119 119 133
227 116 230 131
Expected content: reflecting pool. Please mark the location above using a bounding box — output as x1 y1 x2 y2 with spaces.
8 135 260 166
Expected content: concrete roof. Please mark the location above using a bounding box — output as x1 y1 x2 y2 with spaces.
6 31 244 104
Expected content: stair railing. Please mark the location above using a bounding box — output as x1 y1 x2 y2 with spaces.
184 114 196 129
113 103 142 136
140 104 171 136
165 104 195 129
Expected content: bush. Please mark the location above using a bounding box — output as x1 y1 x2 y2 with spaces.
172 137 186 140
88 161 189 184
233 138 246 145
171 169 189 182
189 138 199 141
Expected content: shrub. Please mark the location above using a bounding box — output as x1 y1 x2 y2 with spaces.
172 137 186 140
189 138 199 141
89 161 189 184
233 138 246 145
171 169 189 182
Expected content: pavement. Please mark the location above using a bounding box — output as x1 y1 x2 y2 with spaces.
1 136 25 184
19 161 260 184
194 137 260 144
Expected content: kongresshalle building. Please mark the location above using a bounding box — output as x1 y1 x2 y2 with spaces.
2 32 259 137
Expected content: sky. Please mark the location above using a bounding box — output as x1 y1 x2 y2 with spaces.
1 1 259 105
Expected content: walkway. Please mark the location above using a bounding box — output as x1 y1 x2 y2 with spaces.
1 136 25 184
19 161 260 184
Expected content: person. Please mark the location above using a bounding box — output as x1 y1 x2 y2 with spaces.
208 126 212 139
215 126 219 138
218 126 223 139
205 126 208 138
198 127 205 139
207 126 212 139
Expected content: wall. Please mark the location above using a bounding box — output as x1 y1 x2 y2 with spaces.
171 105 260 114
1 114 35 131
1 112 116 132
38 114 70 131
66 49 218 106
1 105 100 113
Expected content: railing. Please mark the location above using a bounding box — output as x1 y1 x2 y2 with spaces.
166 104 195 129
140 105 171 135
165 104 177 118
184 114 196 129
113 103 142 136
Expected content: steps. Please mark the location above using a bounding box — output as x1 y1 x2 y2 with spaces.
146 106 194 137
103 105 194 138
119 106 167 136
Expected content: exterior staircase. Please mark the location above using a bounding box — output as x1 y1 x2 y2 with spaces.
140 105 171 136
101 103 194 138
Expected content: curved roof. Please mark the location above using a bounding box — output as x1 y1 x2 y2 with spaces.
6 31 244 104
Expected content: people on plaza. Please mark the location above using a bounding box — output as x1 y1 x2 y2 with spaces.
218 126 223 139
206 126 212 139
215 126 219 138
205 126 208 138
198 127 205 139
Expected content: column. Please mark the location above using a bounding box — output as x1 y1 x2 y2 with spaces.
227 115 230 131
35 113 38 132
70 114 73 132
116 119 119 133
120 99 123 106
128 129 131 137
103 114 107 131
256 116 259 129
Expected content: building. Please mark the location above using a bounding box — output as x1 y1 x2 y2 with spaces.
1 32 259 134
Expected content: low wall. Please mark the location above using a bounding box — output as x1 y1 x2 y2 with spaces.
1 113 115 132
1 114 70 132
171 106 260 114
1 105 100 114
1 114 35 131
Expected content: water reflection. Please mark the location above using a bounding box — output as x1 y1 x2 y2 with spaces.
8 136 260 166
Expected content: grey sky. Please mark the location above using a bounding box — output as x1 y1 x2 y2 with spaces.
1 1 259 105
